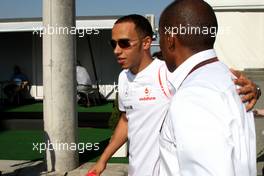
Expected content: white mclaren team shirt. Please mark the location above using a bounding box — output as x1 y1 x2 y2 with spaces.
159 49 256 176
118 58 172 176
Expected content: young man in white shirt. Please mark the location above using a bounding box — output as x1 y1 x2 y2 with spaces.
88 14 172 176
158 0 256 175
88 14 259 176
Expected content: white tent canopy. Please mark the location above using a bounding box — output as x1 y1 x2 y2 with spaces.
214 11 264 70
205 0 264 9
0 10 263 71
0 16 120 32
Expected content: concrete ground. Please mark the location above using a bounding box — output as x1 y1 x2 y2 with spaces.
0 160 128 176
1 160 264 175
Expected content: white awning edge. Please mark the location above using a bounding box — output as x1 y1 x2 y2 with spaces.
0 18 118 32
205 0 264 10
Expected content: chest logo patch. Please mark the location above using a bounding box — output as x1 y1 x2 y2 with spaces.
139 87 156 101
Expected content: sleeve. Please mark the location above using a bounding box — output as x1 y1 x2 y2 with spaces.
158 63 174 99
117 73 125 112
118 92 125 112
170 87 235 176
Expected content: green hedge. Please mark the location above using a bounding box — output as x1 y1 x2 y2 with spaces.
108 93 121 129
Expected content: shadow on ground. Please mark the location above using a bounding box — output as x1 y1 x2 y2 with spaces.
1 159 45 176
1 138 110 176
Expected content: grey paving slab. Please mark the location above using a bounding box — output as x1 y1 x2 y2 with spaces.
0 160 128 176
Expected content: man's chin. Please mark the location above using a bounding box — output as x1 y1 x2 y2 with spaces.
121 64 129 69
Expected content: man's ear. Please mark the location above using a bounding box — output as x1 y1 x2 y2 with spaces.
142 36 152 50
167 36 176 51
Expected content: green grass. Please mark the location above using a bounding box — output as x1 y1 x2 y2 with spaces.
0 128 128 163
2 102 113 113
77 103 113 113
0 130 44 160
3 103 43 112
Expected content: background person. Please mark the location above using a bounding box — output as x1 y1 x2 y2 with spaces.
76 60 92 106
254 108 264 117
4 65 29 104
77 60 92 91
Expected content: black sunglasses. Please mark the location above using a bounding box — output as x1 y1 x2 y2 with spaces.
110 39 136 49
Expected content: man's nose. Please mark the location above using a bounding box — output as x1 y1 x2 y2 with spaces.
113 44 122 56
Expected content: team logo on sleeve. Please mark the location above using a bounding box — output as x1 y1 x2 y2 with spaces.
139 87 156 101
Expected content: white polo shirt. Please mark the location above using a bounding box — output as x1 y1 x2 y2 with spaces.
118 58 172 176
159 49 256 176
76 65 92 85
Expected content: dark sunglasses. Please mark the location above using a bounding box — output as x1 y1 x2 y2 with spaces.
110 39 137 49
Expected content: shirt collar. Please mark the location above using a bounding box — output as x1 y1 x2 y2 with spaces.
168 49 217 91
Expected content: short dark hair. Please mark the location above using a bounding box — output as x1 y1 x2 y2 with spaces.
115 14 153 39
160 0 218 52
